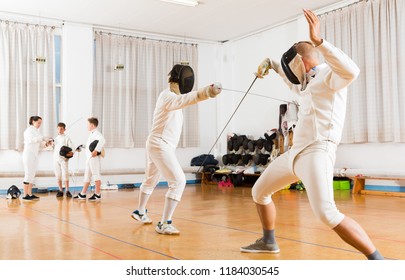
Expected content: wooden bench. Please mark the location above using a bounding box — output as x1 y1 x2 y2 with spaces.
351 175 405 197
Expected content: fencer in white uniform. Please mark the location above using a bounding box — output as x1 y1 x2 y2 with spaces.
22 116 50 201
241 10 383 260
53 122 74 198
131 64 222 235
73 117 106 201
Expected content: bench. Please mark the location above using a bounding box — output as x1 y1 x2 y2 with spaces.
351 176 405 197
334 168 405 197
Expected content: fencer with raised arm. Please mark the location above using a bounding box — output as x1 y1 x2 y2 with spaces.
241 9 383 260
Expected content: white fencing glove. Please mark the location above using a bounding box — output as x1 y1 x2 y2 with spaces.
207 82 222 97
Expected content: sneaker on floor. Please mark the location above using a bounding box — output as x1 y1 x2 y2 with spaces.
30 194 40 200
56 191 64 198
155 220 180 235
240 238 280 253
131 210 153 224
88 193 101 202
66 191 72 198
22 194 34 201
73 193 86 200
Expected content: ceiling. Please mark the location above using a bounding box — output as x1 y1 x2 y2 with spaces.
0 0 350 42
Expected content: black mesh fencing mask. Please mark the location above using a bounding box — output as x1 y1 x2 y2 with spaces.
7 185 21 199
59 146 73 159
281 43 307 91
169 64 195 94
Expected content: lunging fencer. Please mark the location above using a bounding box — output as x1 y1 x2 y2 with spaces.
52 122 74 198
131 64 222 235
22 116 52 201
240 9 383 260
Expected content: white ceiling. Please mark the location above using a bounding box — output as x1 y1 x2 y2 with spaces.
0 0 348 42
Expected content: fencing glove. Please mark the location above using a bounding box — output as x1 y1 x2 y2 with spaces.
256 58 272 78
207 83 222 97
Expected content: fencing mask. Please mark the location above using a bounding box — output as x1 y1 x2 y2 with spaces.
281 43 308 91
7 185 21 199
89 140 101 155
169 64 195 94
59 146 73 159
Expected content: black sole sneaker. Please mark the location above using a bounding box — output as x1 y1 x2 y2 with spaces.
22 194 34 201
22 194 40 201
73 193 86 200
30 194 40 200
88 193 101 202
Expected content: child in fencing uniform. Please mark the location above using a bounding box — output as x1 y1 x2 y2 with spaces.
240 9 383 260
73 117 106 201
131 64 222 235
22 116 52 201
53 122 74 198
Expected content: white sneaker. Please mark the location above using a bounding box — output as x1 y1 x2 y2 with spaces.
155 221 180 235
131 210 153 224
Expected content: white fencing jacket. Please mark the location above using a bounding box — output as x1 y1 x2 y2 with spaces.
148 88 211 148
274 40 360 170
53 134 74 160
23 126 44 156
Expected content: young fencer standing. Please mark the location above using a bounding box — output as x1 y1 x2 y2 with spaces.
53 122 74 198
240 9 383 260
131 64 222 235
73 117 106 201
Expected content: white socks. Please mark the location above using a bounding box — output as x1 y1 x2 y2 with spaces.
161 197 179 222
138 192 151 215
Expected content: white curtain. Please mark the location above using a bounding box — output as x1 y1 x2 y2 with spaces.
0 22 56 150
320 0 405 143
92 31 199 148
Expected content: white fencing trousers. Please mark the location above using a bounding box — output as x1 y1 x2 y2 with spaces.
140 138 186 202
252 141 345 229
83 156 101 183
22 152 38 183
54 157 69 182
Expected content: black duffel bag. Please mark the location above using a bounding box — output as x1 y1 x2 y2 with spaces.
190 154 219 166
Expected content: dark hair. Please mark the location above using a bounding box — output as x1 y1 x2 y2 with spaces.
29 116 42 125
57 122 66 129
88 117 99 127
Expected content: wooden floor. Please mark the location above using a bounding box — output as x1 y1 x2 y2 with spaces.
1 184 405 260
